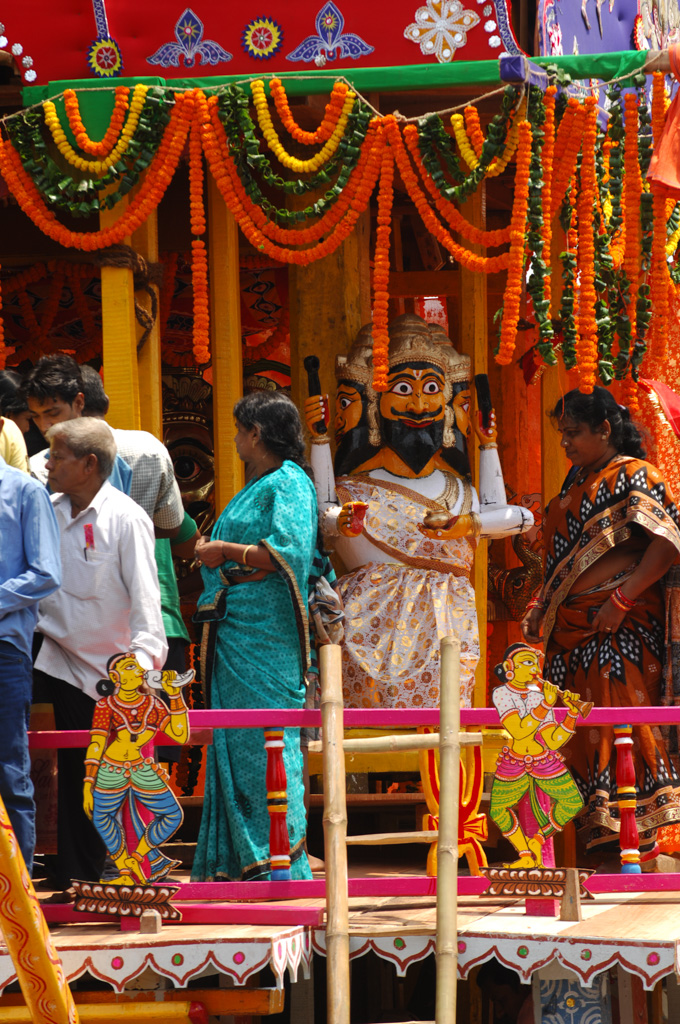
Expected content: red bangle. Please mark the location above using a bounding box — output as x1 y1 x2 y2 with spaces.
611 587 636 612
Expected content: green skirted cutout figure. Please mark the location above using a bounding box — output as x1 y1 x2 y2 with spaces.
489 643 593 869
83 652 192 887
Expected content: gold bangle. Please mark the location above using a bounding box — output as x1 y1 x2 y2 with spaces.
479 442 498 450
242 544 254 566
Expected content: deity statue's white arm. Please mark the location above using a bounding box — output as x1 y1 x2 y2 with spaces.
477 443 534 538
309 439 343 535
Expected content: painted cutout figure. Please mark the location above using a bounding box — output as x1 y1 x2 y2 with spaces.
489 643 592 868
305 313 533 709
83 653 191 885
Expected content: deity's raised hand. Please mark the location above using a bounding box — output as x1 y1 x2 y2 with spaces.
304 394 330 435
473 408 498 446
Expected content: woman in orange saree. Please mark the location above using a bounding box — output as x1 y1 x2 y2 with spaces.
522 387 680 862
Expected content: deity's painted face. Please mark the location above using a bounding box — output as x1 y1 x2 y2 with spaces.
335 383 364 442
507 649 541 688
452 388 472 438
379 364 446 429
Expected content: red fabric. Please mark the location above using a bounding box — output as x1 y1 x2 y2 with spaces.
647 45 680 198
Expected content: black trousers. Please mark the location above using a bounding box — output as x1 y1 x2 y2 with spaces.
33 669 106 888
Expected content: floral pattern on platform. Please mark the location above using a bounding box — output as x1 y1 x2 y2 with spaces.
286 2 374 63
404 0 481 62
313 929 674 990
147 8 232 68
0 929 311 993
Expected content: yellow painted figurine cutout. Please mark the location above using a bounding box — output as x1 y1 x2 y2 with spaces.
83 653 191 885
489 643 593 868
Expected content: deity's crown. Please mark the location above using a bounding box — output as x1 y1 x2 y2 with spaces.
336 313 470 385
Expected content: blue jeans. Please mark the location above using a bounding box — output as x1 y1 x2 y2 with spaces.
0 641 35 874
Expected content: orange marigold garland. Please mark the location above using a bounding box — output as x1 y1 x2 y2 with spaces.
463 105 485 159
269 78 348 145
385 117 511 274
0 267 4 371
541 86 556 319
622 92 643 364
575 96 599 394
550 98 587 219
63 86 130 158
496 119 532 365
649 72 669 365
372 144 395 392
0 90 194 251
189 116 210 365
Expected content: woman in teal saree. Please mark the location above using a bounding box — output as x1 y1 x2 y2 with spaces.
191 392 317 881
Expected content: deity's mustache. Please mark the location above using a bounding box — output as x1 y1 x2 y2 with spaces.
389 406 444 423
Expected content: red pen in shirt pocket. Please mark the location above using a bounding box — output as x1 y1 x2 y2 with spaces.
84 523 95 560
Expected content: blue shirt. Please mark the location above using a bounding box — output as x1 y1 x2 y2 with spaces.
0 455 62 659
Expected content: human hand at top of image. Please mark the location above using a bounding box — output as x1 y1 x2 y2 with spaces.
520 604 544 644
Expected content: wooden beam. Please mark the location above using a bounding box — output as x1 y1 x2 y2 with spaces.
390 271 459 298
99 198 140 429
289 211 371 414
132 211 162 439
208 174 244 514
0 989 284 1017
541 226 569 505
458 185 488 709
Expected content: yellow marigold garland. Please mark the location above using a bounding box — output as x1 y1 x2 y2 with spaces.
496 120 533 365
453 98 525 177
576 97 599 393
250 79 354 174
43 83 149 173
63 85 130 157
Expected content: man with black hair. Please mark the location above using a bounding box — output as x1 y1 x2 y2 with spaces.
476 959 533 1024
23 355 132 494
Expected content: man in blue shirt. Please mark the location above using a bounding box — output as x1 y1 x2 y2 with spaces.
0 418 61 872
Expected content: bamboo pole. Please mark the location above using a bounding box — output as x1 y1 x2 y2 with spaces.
132 211 163 439
435 637 460 1024
320 644 350 1024
342 733 482 752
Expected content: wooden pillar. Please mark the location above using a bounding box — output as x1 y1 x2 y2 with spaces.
541 227 570 506
132 212 162 439
458 186 488 709
289 211 371 414
208 174 244 515
99 198 140 429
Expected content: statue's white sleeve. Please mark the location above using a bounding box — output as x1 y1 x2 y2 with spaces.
309 440 342 536
477 444 534 538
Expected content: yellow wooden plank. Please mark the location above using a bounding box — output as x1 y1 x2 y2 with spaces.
459 186 488 709
208 174 244 514
132 211 162 439
100 198 140 429
541 226 570 505
0 989 284 1016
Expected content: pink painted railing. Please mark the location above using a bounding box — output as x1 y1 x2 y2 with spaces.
30 705 680 923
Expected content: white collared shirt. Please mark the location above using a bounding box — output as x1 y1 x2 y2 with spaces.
36 480 167 698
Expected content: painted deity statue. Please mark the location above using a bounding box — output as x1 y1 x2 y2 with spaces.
489 643 592 868
305 313 534 708
83 653 192 885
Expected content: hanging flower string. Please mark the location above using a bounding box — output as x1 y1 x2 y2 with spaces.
63 86 131 157
496 120 532 365
372 144 395 392
43 84 149 173
189 116 210 365
269 78 348 145
575 97 599 394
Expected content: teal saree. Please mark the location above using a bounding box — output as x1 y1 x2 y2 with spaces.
192 461 316 881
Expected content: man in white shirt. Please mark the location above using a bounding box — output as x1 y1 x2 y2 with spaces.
34 417 167 891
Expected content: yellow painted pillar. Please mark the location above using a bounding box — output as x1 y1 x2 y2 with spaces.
99 198 140 429
459 186 488 708
541 227 569 506
288 210 371 413
208 174 244 514
132 211 162 439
